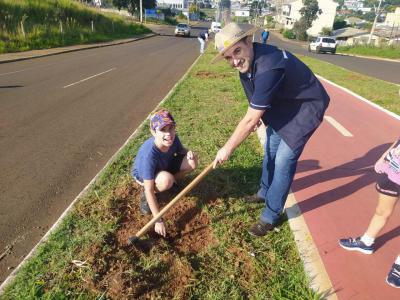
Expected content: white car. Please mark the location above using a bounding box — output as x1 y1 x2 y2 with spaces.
210 21 222 33
175 23 190 37
308 37 337 54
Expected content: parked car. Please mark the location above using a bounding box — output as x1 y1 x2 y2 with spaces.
210 21 222 33
308 37 337 54
175 23 190 37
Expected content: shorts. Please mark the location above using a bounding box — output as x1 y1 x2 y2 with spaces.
133 153 185 185
376 173 400 197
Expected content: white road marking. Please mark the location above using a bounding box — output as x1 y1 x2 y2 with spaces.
0 69 29 76
324 115 353 137
63 67 116 88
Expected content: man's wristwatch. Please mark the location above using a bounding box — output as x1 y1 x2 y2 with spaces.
155 218 164 224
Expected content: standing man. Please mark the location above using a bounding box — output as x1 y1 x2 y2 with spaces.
261 29 269 44
212 23 330 237
197 29 209 54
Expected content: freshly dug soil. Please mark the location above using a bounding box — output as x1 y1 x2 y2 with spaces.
83 182 217 299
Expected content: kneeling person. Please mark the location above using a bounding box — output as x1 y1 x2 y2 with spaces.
132 109 198 237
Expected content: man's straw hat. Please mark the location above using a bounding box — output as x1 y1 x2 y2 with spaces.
212 22 257 63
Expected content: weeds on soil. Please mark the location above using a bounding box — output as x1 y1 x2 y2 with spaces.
2 48 325 299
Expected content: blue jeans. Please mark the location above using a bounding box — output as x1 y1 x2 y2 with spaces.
198 37 205 53
257 127 304 225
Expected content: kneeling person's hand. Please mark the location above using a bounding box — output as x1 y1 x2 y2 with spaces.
154 219 166 237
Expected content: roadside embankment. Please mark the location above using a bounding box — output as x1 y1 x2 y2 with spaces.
0 0 150 54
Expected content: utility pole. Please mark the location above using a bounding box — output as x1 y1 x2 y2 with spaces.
140 0 143 23
368 0 382 45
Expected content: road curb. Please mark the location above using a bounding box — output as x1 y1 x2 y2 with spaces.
0 44 202 296
256 125 338 299
335 52 400 63
0 33 157 64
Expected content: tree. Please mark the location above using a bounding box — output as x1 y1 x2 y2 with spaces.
333 16 347 29
220 0 231 9
113 0 128 10
299 0 322 29
250 1 263 18
113 0 156 15
293 0 322 40
189 3 198 13
334 0 344 9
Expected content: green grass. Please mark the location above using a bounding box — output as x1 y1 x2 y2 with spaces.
337 45 400 59
299 55 400 115
1 47 320 299
0 0 151 53
3 38 398 299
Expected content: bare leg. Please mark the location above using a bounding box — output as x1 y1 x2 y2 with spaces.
154 171 175 192
174 155 198 181
365 193 398 238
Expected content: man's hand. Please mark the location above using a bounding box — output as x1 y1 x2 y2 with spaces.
154 220 166 237
213 147 231 168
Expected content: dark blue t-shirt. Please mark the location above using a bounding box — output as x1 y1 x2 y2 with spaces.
132 135 184 181
240 43 330 152
199 31 207 40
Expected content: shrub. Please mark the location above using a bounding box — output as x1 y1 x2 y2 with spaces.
320 27 332 36
283 29 295 39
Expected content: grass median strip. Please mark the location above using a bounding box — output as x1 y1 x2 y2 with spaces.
337 45 400 60
299 55 400 115
2 48 320 298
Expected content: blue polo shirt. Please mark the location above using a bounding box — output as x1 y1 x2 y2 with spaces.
132 135 184 181
240 43 330 153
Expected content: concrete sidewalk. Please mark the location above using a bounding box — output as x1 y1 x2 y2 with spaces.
0 33 156 64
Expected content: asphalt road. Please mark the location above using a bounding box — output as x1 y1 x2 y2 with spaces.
265 32 400 85
0 24 207 282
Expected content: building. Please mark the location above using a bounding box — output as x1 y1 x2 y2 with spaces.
332 27 368 45
345 16 367 27
343 0 364 11
277 0 338 37
157 0 188 10
384 7 400 27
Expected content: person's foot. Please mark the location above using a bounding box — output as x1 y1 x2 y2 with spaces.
386 263 400 288
139 191 151 215
247 221 274 237
338 237 374 254
243 193 264 204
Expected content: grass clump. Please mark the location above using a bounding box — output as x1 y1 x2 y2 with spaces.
1 47 320 298
337 45 400 59
0 0 151 53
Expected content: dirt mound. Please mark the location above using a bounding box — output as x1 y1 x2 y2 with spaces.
83 182 217 299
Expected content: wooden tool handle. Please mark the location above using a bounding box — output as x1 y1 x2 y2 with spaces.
133 163 214 239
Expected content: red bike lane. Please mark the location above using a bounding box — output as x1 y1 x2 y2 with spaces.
292 80 400 299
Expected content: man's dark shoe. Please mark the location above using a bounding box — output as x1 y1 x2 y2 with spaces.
248 221 274 237
243 193 265 204
139 191 151 215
